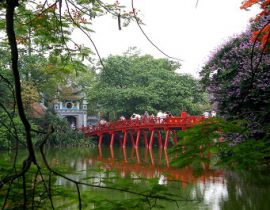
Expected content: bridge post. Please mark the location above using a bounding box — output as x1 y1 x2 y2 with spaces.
110 132 115 147
98 134 103 147
149 148 155 165
144 131 149 148
164 130 170 149
135 148 140 163
123 147 127 162
98 145 103 158
123 131 127 147
149 129 155 149
129 132 135 147
164 149 170 167
110 146 114 159
157 131 163 148
135 130 141 148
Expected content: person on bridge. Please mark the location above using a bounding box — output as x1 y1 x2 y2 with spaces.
211 110 217 117
203 111 210 118
144 111 149 118
119 115 126 121
99 118 107 125
157 110 166 123
143 111 150 122
131 113 141 120
157 110 163 118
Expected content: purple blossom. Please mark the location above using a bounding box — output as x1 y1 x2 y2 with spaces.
200 15 270 139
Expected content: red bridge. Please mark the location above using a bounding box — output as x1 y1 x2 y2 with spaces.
81 112 205 149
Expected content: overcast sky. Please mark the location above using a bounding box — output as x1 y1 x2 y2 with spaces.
79 0 259 77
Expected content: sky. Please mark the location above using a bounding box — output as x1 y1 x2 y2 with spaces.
78 0 259 77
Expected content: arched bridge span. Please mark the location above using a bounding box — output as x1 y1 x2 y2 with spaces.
81 113 205 149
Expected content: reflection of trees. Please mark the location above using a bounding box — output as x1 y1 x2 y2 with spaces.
45 147 270 210
52 147 224 190
97 147 224 187
219 172 270 210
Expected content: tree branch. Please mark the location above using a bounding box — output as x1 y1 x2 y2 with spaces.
6 0 36 164
131 0 182 61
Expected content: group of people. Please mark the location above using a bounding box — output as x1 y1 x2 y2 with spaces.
99 110 217 125
127 110 172 121
156 110 172 119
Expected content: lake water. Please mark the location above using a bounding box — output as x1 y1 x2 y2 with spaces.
43 146 270 210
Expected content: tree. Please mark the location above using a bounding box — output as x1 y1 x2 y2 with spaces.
0 1 183 209
89 50 208 119
171 2 270 172
21 80 39 112
200 17 270 139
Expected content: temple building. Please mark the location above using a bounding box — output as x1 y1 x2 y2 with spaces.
53 86 87 129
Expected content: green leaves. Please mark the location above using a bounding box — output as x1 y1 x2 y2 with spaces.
171 117 270 171
219 139 270 170
171 118 235 168
88 52 208 118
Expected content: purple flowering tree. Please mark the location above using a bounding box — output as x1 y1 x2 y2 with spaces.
200 16 270 139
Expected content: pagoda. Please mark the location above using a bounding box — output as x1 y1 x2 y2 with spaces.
53 85 87 129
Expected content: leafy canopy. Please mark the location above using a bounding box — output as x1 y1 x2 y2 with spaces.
200 18 270 139
89 49 208 118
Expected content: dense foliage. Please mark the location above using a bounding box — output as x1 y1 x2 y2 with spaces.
200 17 270 140
89 50 209 119
179 18 270 171
172 118 270 171
0 46 94 149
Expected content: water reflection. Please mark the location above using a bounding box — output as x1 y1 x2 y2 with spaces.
53 147 227 204
45 147 270 210
93 147 224 186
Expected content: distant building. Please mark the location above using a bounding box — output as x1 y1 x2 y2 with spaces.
53 86 87 129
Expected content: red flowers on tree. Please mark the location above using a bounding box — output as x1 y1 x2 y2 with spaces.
241 0 270 51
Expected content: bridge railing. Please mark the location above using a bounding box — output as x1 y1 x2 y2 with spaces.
80 115 205 136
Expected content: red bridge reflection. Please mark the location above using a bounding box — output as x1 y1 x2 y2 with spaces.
85 147 224 188
81 112 205 149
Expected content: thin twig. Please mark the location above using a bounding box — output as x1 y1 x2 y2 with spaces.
75 183 82 210
250 20 270 77
0 120 25 147
58 0 65 43
6 0 37 165
0 73 14 90
31 168 40 210
0 101 21 143
131 0 182 61
195 0 199 8
65 0 104 67
38 168 55 209
2 181 12 209
48 171 54 209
